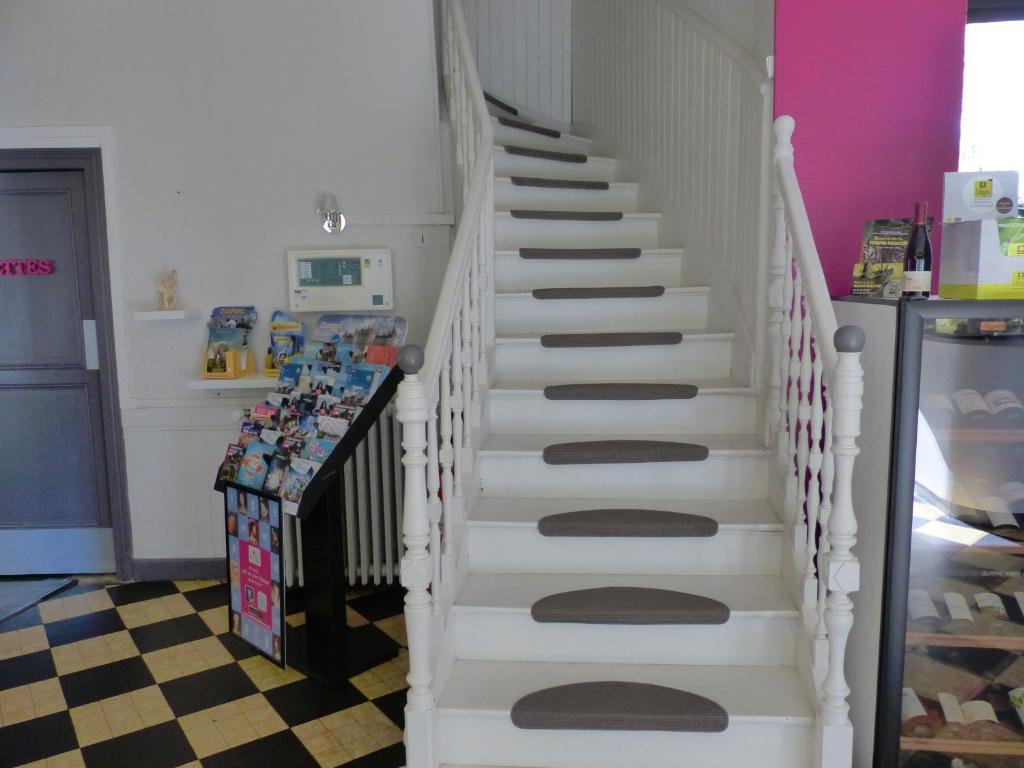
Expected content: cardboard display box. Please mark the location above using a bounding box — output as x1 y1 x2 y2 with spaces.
940 218 1024 299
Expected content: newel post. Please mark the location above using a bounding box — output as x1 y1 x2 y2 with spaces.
396 345 435 768
816 326 864 768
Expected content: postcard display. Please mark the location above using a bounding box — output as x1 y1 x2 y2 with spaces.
216 314 407 674
874 300 1024 768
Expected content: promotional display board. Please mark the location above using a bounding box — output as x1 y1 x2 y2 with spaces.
224 485 286 666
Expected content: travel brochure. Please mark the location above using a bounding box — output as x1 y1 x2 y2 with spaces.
204 306 257 375
217 314 407 516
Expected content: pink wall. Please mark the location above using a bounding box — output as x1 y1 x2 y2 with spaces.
774 0 967 295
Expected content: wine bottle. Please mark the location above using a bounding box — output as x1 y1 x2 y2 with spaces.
951 389 993 427
902 202 932 299
901 687 936 738
921 393 955 430
984 389 1024 428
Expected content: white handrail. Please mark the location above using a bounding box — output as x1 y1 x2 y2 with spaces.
772 115 838 377
396 2 495 767
769 115 864 768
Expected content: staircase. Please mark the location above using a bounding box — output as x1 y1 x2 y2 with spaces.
393 3 866 767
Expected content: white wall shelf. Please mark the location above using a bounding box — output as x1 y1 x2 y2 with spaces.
135 308 202 321
186 374 274 391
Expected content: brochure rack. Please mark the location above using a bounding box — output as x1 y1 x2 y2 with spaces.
218 365 405 682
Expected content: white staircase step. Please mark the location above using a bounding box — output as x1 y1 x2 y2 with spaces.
435 660 812 768
494 177 639 212
487 382 757 435
494 147 616 181
495 249 685 291
453 572 797 666
478 433 768 501
492 117 593 154
493 331 734 382
468 498 780 574
495 286 708 334
494 211 660 249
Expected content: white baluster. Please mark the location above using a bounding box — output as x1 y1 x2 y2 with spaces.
802 340 824 625
450 309 465 506
816 326 864 768
774 118 796 467
795 292 813 570
426 406 441 616
783 266 802 529
470 220 482 427
395 345 434 768
438 343 455 583
461 276 474 466
483 162 496 353
813 388 835 687
766 174 787 447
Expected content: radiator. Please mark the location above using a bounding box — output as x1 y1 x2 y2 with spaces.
284 403 405 588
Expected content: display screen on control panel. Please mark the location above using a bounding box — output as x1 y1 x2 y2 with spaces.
297 257 362 287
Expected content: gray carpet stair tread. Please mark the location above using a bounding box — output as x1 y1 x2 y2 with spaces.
531 587 730 625
543 382 697 399
511 210 623 221
485 91 519 116
532 286 664 300
520 248 641 260
497 116 560 138
538 508 719 537
511 177 610 190
540 331 682 348
504 145 588 164
511 681 729 732
542 440 710 465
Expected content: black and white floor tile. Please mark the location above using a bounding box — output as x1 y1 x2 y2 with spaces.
0 580 408 768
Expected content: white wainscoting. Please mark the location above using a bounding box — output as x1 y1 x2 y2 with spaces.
572 0 772 391
462 0 572 124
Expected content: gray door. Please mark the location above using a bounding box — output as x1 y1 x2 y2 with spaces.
0 162 121 573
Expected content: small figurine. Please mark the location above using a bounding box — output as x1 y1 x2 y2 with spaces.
155 269 179 310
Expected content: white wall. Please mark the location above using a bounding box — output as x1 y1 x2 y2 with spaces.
0 0 450 567
461 0 572 124
572 0 773 390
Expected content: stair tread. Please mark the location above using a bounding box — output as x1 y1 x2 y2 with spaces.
531 286 665 300
496 176 635 189
470 497 781 530
483 433 765 456
436 659 813 722
510 210 626 221
497 146 615 165
496 115 562 138
484 90 519 116
496 330 733 344
496 211 660 220
498 285 705 299
491 378 751 394
506 176 609 190
512 680 728 732
543 440 709 465
456 573 796 616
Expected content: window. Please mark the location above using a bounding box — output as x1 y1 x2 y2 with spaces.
959 15 1024 206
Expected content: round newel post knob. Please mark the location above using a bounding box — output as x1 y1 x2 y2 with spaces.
399 344 424 374
834 325 865 354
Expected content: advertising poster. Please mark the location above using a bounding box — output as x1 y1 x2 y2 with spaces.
225 485 285 666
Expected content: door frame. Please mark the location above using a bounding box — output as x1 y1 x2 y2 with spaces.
0 136 133 579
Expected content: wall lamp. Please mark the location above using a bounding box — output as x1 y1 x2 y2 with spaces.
317 193 346 234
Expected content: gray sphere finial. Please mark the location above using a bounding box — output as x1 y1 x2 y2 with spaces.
398 344 424 374
834 325 865 353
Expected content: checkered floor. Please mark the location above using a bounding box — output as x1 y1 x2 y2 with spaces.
0 579 408 768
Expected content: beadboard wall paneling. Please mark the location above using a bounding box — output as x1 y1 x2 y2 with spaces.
572 0 772 387
462 0 572 123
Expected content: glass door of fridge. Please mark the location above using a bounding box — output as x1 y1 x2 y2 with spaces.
880 301 1024 768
